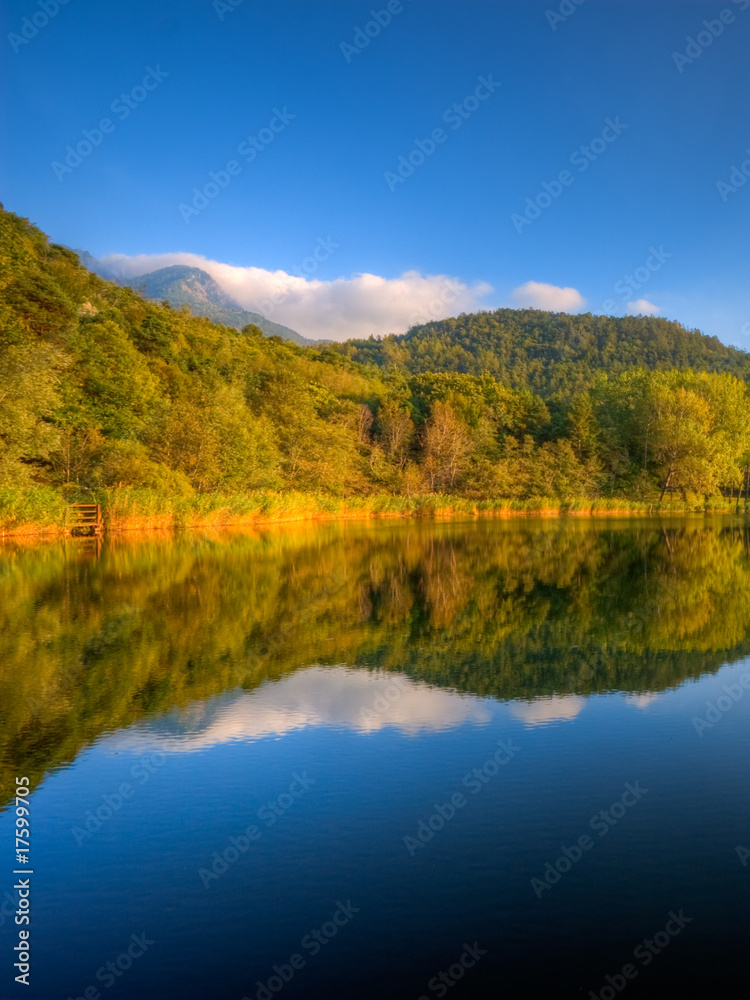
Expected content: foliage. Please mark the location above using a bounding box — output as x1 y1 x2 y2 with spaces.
335 308 750 397
3 205 750 519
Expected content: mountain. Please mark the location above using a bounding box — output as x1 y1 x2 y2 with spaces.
75 256 309 346
74 249 108 276
5 204 750 512
125 265 310 345
334 308 750 398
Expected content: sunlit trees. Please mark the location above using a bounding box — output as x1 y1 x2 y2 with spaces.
377 400 414 470
592 370 750 502
0 343 67 485
337 308 750 396
421 400 472 491
4 204 750 508
649 381 715 500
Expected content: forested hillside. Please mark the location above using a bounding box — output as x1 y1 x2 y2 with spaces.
0 207 393 500
3 205 750 530
336 309 750 398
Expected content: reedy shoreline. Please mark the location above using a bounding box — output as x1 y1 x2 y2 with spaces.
0 487 743 538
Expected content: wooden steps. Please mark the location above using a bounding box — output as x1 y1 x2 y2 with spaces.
68 504 102 535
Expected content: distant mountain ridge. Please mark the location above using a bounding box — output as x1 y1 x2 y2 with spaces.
70 253 750 391
74 254 309 345
335 307 750 398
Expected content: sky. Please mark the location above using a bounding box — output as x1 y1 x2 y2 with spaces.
2 0 749 343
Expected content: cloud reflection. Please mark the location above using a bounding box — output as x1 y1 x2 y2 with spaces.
510 695 586 727
109 666 495 751
624 693 659 709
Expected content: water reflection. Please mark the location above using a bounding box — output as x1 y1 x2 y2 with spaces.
510 695 586 726
2 518 750 804
109 666 494 751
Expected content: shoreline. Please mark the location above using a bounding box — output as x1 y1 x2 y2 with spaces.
0 501 745 539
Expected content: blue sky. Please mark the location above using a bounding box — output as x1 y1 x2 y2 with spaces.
2 0 749 342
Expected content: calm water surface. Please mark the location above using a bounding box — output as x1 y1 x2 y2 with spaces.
1 518 749 998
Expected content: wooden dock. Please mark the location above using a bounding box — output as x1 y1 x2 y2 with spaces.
68 504 103 536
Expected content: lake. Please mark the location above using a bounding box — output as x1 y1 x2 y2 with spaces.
1 518 748 998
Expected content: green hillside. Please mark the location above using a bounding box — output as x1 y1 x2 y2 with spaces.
335 309 750 398
3 204 750 529
0 207 393 500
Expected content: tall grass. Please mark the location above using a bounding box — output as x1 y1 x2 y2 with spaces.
0 486 745 536
0 487 68 536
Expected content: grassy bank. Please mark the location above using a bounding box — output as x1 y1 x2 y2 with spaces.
0 486 745 537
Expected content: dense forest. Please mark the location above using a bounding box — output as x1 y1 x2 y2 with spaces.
335 309 750 396
3 205 750 529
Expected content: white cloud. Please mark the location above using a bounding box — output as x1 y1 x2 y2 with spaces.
627 299 661 316
95 251 493 342
511 281 586 313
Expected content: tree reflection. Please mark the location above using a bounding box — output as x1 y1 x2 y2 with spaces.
2 519 749 805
